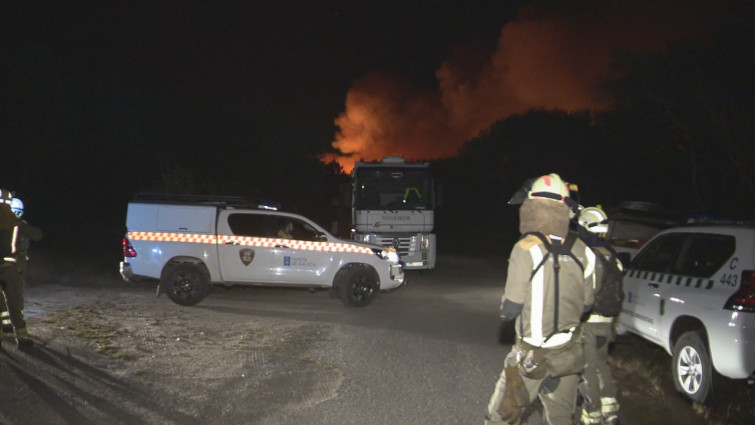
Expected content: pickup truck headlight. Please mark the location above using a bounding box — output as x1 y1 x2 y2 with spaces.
373 247 400 264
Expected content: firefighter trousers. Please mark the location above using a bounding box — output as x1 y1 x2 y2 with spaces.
486 349 580 425
579 322 618 418
0 264 27 334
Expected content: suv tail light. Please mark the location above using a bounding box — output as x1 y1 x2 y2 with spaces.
122 237 137 258
724 270 755 312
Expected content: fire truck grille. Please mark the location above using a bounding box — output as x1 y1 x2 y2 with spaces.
375 236 413 257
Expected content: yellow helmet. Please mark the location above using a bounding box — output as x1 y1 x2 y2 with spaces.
527 173 570 203
578 206 609 234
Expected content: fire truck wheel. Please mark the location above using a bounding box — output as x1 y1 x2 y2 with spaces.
162 263 211 306
337 265 378 307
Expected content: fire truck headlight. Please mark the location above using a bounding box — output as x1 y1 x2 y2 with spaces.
421 234 430 251
354 234 373 244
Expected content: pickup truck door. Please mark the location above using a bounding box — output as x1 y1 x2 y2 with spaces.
265 217 337 285
216 211 284 283
621 233 685 344
216 211 334 285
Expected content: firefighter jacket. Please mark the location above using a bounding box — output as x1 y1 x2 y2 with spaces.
1 216 43 268
499 198 595 348
500 233 595 348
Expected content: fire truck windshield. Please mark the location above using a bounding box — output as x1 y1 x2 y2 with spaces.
354 168 434 211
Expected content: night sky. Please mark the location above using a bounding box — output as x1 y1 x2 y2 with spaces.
2 1 753 256
3 1 522 153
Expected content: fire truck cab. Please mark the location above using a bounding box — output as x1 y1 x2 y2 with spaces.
350 157 436 270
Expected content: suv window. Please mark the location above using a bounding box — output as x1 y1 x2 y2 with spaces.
673 233 735 278
631 232 736 278
631 233 686 273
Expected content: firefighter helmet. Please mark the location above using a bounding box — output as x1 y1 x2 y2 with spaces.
527 173 570 203
10 198 24 218
578 206 609 234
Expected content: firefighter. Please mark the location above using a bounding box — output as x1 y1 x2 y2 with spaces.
485 174 595 425
277 220 294 239
577 207 621 425
1 197 28 333
0 191 43 349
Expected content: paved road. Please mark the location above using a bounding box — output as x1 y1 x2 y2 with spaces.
248 256 509 425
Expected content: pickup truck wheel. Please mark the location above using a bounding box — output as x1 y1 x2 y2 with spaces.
338 265 378 307
672 331 712 402
163 264 210 306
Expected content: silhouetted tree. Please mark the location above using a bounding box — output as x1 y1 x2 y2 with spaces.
608 30 755 215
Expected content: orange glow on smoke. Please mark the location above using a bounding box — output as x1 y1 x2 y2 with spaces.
325 1 719 173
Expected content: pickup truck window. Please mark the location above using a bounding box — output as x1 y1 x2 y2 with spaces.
228 213 276 237
227 213 324 242
285 219 324 242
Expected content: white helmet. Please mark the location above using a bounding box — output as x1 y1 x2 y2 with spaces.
578 206 608 234
527 173 570 203
10 197 24 218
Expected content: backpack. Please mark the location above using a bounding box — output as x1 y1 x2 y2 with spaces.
523 231 584 280
591 247 625 317
521 231 585 339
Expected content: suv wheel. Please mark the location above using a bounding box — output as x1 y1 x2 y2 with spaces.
672 331 712 402
337 265 378 307
163 264 211 306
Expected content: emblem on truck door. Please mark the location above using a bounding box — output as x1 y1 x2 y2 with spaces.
239 248 255 266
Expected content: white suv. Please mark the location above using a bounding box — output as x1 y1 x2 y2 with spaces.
617 225 755 401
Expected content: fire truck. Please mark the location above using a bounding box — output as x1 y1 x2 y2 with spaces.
349 156 436 270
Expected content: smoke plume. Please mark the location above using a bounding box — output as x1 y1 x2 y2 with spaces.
325 0 720 172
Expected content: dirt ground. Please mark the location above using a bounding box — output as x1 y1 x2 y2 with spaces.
608 334 754 425
15 284 342 424
2 254 753 424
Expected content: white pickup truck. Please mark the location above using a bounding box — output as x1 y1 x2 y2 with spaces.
617 224 755 401
119 194 405 307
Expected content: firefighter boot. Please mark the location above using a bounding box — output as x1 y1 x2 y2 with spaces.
1 310 13 334
580 409 602 425
15 327 34 349
601 397 620 425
